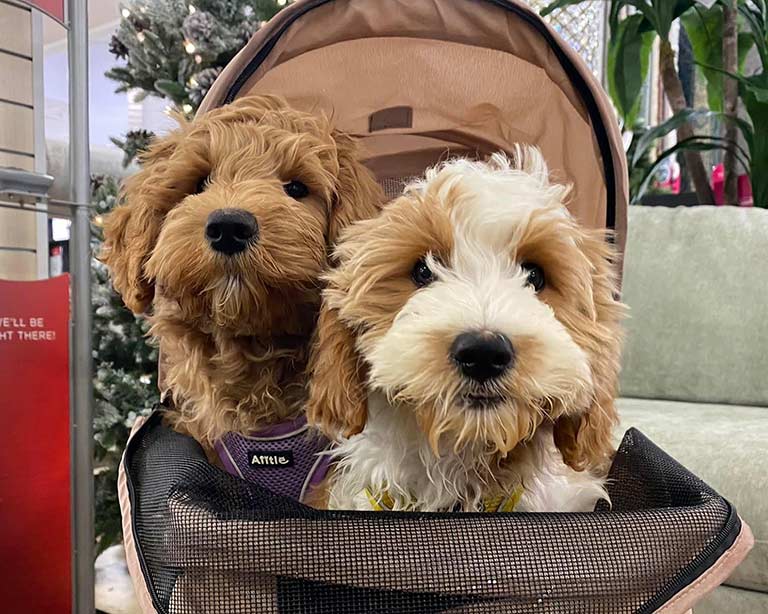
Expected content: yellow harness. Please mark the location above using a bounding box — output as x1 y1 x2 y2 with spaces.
363 486 524 513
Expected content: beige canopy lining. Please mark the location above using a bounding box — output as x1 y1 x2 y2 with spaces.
200 0 628 257
247 36 608 226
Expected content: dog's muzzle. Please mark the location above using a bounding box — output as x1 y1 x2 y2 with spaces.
451 331 514 383
205 209 258 255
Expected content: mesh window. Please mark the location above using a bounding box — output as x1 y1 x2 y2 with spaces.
124 411 740 614
379 176 410 200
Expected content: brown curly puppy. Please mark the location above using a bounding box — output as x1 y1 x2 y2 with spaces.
101 95 382 448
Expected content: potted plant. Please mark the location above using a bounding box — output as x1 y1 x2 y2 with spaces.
542 0 768 208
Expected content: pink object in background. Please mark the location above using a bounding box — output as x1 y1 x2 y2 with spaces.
17 0 65 24
49 246 63 277
712 163 753 206
654 158 682 195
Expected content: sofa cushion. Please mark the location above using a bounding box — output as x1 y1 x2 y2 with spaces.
695 585 768 614
618 397 768 593
620 206 768 406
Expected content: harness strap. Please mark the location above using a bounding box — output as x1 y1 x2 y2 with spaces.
215 415 333 503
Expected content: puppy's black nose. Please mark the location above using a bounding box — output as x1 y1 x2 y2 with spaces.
451 332 514 382
205 209 258 255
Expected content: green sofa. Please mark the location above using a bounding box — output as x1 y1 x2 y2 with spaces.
617 205 768 612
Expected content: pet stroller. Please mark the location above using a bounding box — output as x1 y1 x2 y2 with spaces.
118 1 753 612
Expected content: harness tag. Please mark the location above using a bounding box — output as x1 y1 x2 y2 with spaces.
249 450 294 467
214 415 333 502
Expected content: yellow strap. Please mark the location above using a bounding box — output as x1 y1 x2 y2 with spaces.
482 486 524 513
364 486 524 513
364 487 396 511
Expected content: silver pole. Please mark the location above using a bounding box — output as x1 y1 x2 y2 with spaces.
68 0 94 611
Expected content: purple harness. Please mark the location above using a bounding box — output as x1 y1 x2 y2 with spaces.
214 415 333 503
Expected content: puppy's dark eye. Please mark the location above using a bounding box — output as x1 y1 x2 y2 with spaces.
411 257 436 288
195 175 210 194
283 180 309 199
522 262 546 292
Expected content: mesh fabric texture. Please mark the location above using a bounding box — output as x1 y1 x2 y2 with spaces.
124 411 740 614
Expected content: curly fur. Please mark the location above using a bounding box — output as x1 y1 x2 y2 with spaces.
101 95 382 447
308 146 626 512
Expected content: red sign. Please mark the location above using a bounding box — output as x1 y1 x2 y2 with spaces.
0 276 71 612
18 0 66 24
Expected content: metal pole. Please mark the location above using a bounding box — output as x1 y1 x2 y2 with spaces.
31 10 49 280
68 0 94 611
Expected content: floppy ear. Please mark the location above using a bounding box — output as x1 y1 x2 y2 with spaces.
553 396 618 472
100 132 182 314
307 130 379 437
553 231 626 471
328 131 383 246
306 295 369 439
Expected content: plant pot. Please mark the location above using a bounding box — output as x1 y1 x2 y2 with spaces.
639 192 700 207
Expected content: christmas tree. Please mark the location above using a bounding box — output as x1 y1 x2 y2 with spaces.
106 0 289 165
95 0 290 552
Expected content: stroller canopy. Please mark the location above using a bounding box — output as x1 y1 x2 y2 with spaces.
200 0 629 255
119 4 755 613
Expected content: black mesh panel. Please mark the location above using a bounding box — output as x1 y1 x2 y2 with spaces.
124 411 740 614
379 177 410 200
